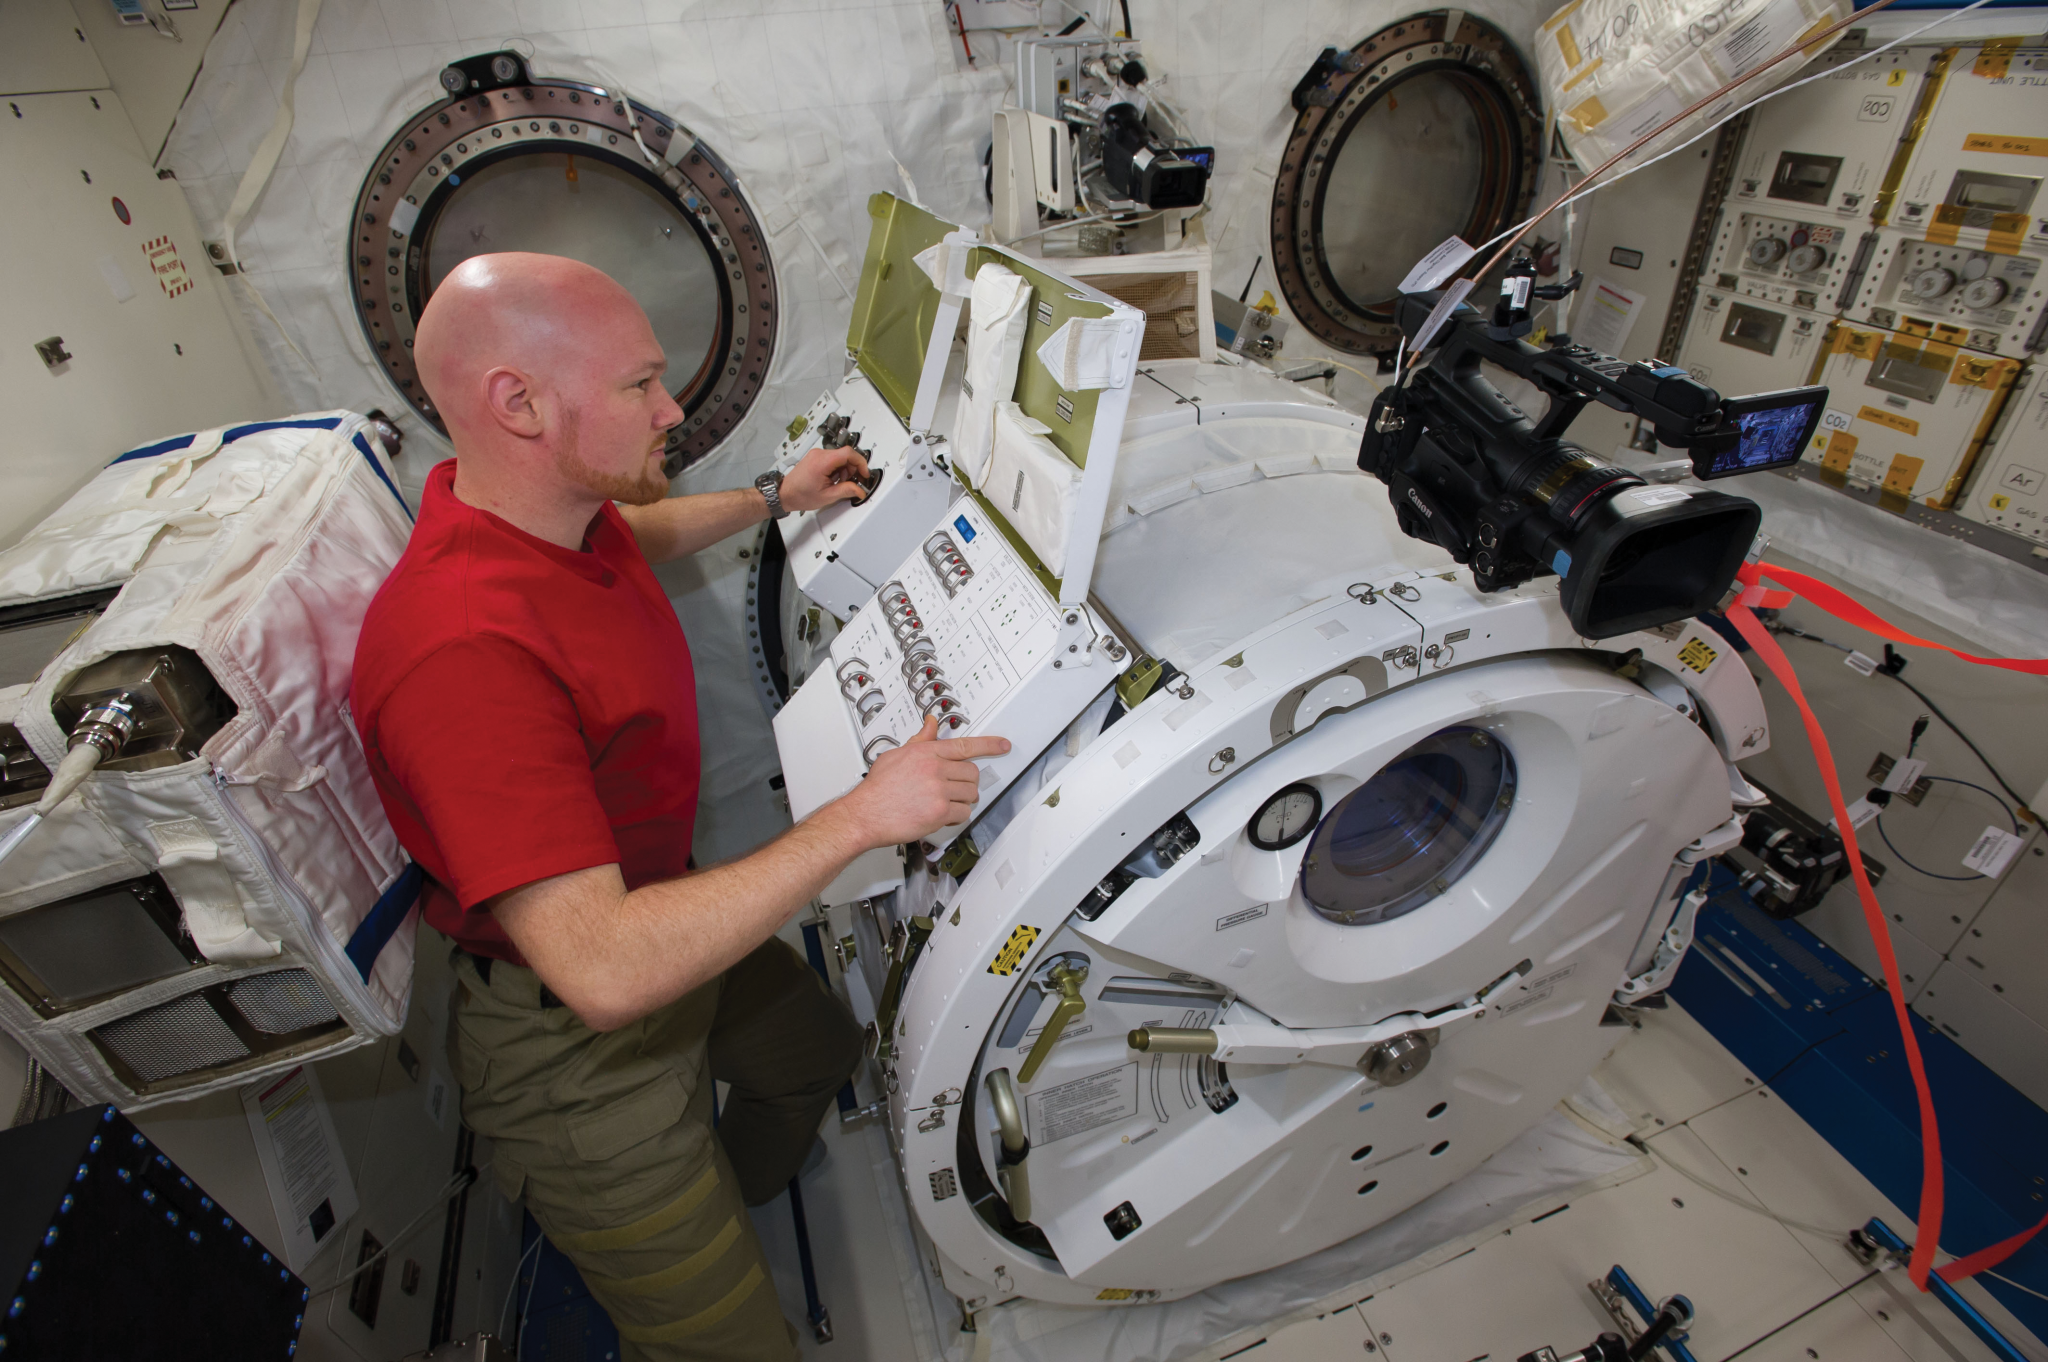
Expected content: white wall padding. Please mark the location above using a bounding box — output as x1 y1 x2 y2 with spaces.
155 0 1545 869
0 412 416 1110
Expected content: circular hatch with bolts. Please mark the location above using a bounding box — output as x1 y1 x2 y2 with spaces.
1270 14 1541 355
346 51 778 475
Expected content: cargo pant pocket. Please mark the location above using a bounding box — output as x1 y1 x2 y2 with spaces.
567 1070 689 1163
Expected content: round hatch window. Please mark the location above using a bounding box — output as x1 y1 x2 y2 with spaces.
1302 725 1516 926
348 51 777 475
1270 14 1540 355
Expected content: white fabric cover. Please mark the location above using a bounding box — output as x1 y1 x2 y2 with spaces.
0 412 415 1110
959 263 1035 484
986 402 1082 577
1034 314 1141 391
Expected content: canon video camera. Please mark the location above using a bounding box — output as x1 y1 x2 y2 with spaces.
1359 265 1827 639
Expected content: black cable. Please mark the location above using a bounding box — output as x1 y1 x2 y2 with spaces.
1714 1269 1879 1362
1881 667 2035 818
1238 254 1262 303
1769 625 2038 821
1877 776 2020 881
1119 0 1134 38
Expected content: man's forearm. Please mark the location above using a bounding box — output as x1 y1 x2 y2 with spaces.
618 486 768 563
494 801 870 1030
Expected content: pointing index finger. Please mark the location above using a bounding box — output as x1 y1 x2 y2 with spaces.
933 734 1011 760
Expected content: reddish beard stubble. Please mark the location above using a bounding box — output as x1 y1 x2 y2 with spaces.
554 402 671 507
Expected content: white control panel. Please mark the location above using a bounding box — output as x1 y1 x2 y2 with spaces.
777 499 1123 828
1851 233 2043 358
779 373 961 619
831 501 1068 763
1706 210 1859 315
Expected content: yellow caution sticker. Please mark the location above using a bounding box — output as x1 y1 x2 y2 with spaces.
1096 1289 1137 1301
1952 354 2018 389
1991 493 2012 511
1883 454 1926 498
1821 430 1858 473
1676 637 1718 674
1971 40 2018 80
1962 132 2048 158
1887 67 1906 87
1858 406 1921 438
988 925 1040 977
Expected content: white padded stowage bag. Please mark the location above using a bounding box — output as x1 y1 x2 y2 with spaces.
959 262 1035 485
0 412 416 1110
986 401 1082 577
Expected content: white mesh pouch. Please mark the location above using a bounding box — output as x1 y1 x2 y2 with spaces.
987 402 1082 578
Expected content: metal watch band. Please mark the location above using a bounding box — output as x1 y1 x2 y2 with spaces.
756 470 788 519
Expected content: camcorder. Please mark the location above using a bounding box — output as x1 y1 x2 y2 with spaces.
1359 267 1827 639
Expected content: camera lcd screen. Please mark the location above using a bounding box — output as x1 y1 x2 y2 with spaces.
1697 386 1828 479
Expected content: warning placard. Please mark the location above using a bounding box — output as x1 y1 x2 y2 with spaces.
1026 1063 1138 1145
987 924 1040 976
142 235 192 299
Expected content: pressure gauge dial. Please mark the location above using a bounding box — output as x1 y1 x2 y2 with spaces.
1746 236 1789 268
1786 243 1827 275
1959 276 2009 310
1909 266 1957 301
1248 782 1323 852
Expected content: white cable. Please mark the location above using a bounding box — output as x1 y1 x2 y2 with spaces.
309 1164 481 1298
1474 0 1995 264
1984 1270 2048 1305
499 1235 545 1340
1634 1135 1846 1238
516 1233 546 1359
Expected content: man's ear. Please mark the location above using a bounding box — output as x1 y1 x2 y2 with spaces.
482 366 545 438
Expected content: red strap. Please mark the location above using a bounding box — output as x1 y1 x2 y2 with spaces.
1742 562 2048 676
1725 603 1948 1289
1939 1208 2048 1284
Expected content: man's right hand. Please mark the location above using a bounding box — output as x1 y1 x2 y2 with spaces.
840 716 1011 847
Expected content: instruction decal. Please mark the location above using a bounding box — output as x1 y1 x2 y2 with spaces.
988 924 1041 976
1497 962 1579 1018
1675 636 1718 674
142 235 192 299
1216 904 1269 932
1961 826 2024 878
1026 1063 1139 1144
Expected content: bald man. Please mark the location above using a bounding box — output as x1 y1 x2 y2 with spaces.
350 253 1008 1361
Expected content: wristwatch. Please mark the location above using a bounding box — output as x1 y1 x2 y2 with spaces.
754 469 788 519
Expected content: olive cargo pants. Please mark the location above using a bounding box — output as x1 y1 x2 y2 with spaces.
450 938 863 1361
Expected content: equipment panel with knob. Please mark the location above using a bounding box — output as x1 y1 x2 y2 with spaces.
1845 229 2045 358
1703 209 1862 316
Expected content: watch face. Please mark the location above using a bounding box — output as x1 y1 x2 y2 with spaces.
1249 782 1322 851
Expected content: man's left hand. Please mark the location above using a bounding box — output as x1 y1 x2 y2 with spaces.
781 444 873 513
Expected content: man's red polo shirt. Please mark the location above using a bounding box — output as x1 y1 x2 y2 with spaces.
351 460 700 965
